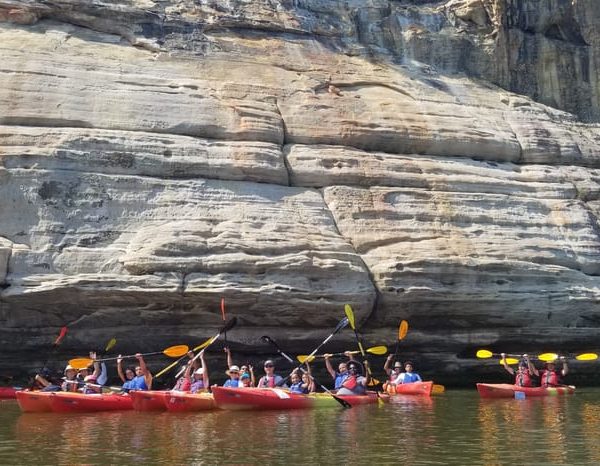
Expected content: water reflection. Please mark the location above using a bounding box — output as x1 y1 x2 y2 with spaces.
4 390 600 465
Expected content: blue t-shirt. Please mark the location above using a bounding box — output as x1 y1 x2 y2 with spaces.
223 379 238 387
128 375 148 391
400 373 422 384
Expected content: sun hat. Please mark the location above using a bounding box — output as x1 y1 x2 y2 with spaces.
264 360 274 367
394 362 402 369
64 365 76 373
241 373 251 380
226 365 240 376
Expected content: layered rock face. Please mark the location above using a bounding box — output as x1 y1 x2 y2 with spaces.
1 0 599 384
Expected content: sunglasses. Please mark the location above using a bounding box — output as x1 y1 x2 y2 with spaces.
264 364 274 368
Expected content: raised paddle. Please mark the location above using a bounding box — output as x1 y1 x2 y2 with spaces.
260 335 352 409
394 320 409 362
68 345 189 370
344 304 379 387
31 326 68 389
297 345 388 363
154 317 237 379
221 297 228 349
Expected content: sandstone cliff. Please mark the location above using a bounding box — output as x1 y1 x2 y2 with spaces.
1 0 599 384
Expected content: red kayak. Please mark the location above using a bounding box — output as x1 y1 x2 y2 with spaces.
477 383 576 399
16 391 54 412
212 387 387 410
130 390 169 411
0 387 20 399
49 392 133 412
385 381 434 396
164 391 216 412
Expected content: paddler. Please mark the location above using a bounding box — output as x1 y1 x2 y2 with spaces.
61 365 79 392
117 353 152 391
324 351 354 390
335 361 367 395
501 353 538 387
186 351 209 393
539 357 568 388
384 355 403 378
257 360 286 388
392 361 422 384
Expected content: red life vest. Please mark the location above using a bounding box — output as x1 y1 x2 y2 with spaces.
260 376 276 388
514 370 533 387
541 370 560 387
342 375 357 390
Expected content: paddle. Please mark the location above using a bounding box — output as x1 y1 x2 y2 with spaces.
394 320 409 361
297 346 388 363
432 384 445 395
68 345 189 370
221 297 228 349
344 304 379 387
538 352 598 362
260 335 352 409
31 326 68 388
477 350 533 364
154 317 237 379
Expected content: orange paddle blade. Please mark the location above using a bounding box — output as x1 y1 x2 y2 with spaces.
398 320 409 340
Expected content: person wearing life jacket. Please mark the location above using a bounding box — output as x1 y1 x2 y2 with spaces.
117 353 152 391
324 352 353 390
501 353 538 387
223 365 241 387
289 363 315 394
185 351 209 393
61 365 80 392
392 361 422 384
173 350 204 391
336 361 367 396
539 358 568 388
257 360 286 388
239 364 255 387
81 375 102 394
117 358 137 392
239 372 253 387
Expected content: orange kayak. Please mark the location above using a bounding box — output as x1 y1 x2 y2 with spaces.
0 387 20 399
16 391 54 412
385 381 434 396
49 392 133 412
477 383 576 399
164 391 216 412
130 390 169 411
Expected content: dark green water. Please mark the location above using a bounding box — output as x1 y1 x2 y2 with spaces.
2 389 600 465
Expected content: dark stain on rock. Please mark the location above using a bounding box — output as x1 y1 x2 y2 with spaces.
38 181 63 200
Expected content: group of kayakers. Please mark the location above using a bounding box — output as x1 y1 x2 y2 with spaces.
30 344 427 398
501 353 568 388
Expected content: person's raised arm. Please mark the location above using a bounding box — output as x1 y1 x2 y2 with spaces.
136 353 153 390
345 351 357 362
200 351 209 387
384 354 393 376
524 354 539 377
561 357 568 377
225 347 233 369
117 354 126 383
324 354 335 378
90 352 101 379
363 360 370 385
501 353 515 375
249 365 255 387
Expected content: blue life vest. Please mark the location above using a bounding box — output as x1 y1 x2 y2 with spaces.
128 375 148 391
402 373 421 383
290 382 306 394
334 372 349 389
223 379 238 387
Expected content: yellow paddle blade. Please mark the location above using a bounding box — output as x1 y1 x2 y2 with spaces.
368 377 380 386
367 346 388 355
105 338 117 352
377 394 385 407
163 345 189 358
432 384 445 395
399 320 409 340
499 358 520 365
538 353 559 362
576 353 598 361
69 358 94 369
476 349 493 359
344 304 356 330
297 355 315 364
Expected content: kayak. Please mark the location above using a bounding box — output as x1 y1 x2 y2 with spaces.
130 390 169 411
212 387 387 410
49 392 133 412
0 387 20 399
385 381 434 396
164 391 216 412
477 383 576 399
16 391 54 412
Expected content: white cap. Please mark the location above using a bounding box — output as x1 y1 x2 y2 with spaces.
194 368 204 375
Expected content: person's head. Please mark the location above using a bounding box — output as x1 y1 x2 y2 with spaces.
78 367 90 378
125 366 136 380
64 365 77 380
301 372 310 384
290 371 301 384
404 361 414 373
240 373 251 386
227 365 240 379
393 361 403 373
134 365 144 378
193 368 204 380
545 362 556 371
348 362 361 375
338 362 348 373
264 360 275 374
